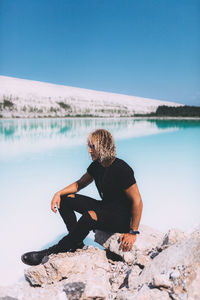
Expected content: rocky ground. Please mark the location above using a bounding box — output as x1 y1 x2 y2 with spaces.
0 224 199 300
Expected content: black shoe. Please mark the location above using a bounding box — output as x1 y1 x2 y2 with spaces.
21 245 58 266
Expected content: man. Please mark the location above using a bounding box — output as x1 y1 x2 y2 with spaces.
22 129 143 266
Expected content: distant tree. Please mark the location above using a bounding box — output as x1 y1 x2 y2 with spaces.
57 102 71 110
134 105 200 117
3 99 14 109
155 105 200 117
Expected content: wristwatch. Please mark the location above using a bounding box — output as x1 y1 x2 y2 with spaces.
129 229 140 235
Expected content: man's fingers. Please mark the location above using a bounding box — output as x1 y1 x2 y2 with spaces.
51 201 57 213
51 207 56 213
120 240 128 251
120 234 136 252
120 239 133 252
57 200 60 209
119 234 124 242
127 242 133 251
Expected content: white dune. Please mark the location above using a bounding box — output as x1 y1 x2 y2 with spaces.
0 75 182 118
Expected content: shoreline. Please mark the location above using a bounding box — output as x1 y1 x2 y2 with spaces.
1 116 200 120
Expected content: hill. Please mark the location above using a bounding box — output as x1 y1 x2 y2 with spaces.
0 76 182 118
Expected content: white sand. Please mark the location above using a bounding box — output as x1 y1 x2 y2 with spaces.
0 75 182 118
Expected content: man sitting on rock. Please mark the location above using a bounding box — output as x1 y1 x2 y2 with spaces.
21 129 143 266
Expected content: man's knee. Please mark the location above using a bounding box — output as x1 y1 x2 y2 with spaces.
88 210 98 221
59 194 75 211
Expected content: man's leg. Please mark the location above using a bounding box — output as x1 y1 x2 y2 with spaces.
21 210 98 266
21 205 130 266
56 211 97 251
56 207 131 252
58 193 101 232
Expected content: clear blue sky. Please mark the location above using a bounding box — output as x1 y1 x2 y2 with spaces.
0 0 200 105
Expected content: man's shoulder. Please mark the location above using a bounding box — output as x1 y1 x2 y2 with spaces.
114 158 133 170
87 160 102 175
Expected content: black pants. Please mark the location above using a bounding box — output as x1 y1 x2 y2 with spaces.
56 193 131 252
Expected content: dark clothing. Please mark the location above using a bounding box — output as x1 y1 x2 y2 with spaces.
57 193 131 251
87 158 136 215
56 158 136 252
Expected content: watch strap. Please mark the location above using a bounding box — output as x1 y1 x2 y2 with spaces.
129 229 140 235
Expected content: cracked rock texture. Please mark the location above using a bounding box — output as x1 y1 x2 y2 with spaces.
0 224 200 300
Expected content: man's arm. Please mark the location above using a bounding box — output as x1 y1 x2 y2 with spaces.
119 183 143 251
51 172 93 213
127 183 143 231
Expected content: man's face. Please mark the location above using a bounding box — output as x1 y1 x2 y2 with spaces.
88 141 99 161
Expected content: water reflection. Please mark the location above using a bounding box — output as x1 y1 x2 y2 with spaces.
148 119 200 130
0 118 199 157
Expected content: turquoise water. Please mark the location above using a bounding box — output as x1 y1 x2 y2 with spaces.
0 118 200 285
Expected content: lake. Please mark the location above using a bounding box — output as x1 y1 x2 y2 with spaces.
0 118 200 286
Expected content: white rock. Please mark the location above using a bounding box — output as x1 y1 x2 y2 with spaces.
128 229 200 297
161 228 186 248
132 285 170 300
116 284 170 300
24 248 111 299
187 266 200 300
95 225 164 264
1 225 199 300
152 274 171 289
25 248 109 286
127 265 141 290
170 269 181 280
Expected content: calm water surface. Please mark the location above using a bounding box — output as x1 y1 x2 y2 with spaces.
0 118 200 285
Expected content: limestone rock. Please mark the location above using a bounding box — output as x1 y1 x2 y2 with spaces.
125 265 141 289
128 229 200 299
24 247 111 299
1 225 200 300
161 228 186 249
0 281 70 300
152 274 171 289
63 282 85 300
116 284 170 300
95 224 164 264
0 297 18 300
132 284 171 300
25 247 109 286
148 228 187 260
186 265 200 300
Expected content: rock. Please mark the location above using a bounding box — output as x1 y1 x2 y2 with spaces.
128 229 200 299
186 265 200 300
115 289 136 300
1 225 200 300
152 274 171 289
148 228 187 259
134 254 152 268
25 247 109 286
25 247 111 299
132 284 171 300
161 228 186 248
0 297 18 300
116 284 170 300
95 224 164 264
170 270 181 280
63 282 85 299
0 281 70 300
125 265 141 289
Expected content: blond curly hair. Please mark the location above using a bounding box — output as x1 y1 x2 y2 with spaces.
87 129 116 167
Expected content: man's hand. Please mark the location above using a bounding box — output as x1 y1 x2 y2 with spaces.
119 233 137 252
51 193 61 213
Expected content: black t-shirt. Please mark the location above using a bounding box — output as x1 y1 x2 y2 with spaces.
87 158 136 215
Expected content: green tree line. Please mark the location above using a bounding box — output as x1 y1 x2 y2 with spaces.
135 105 200 117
